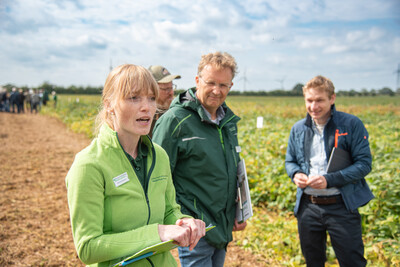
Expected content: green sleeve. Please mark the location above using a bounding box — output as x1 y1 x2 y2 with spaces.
162 151 191 225
152 114 179 173
66 158 161 265
153 113 193 224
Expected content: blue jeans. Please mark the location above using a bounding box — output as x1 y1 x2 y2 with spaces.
178 237 226 267
297 195 366 267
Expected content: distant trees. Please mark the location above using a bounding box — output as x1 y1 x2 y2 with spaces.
291 83 304 96
1 82 399 97
227 83 399 97
378 87 395 96
335 87 395 97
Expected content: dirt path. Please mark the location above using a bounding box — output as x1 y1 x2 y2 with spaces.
0 112 265 266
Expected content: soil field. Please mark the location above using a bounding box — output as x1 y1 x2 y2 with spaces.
0 112 266 266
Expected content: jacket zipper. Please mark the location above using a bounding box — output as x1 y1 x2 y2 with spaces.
145 143 156 224
145 145 159 266
146 257 155 266
217 114 237 152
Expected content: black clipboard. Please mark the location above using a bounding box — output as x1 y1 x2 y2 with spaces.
326 147 352 173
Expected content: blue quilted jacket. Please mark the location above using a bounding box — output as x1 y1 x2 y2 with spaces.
285 105 374 215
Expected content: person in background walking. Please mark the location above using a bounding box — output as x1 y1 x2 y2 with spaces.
31 90 40 114
0 87 7 112
9 87 18 113
17 88 25 113
3 89 10 112
24 89 32 112
42 90 49 106
38 89 43 111
52 91 58 108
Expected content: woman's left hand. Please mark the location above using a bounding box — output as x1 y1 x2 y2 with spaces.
175 218 206 251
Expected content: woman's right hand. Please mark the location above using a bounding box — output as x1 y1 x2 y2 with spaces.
158 224 192 247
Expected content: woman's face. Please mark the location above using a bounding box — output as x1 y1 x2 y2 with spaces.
112 90 157 139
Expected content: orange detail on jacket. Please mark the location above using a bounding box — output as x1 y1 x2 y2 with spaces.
335 129 348 148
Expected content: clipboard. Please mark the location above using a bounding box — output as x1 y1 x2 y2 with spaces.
113 225 216 266
326 147 352 173
235 159 253 223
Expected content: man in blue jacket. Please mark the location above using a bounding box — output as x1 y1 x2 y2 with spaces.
285 75 374 267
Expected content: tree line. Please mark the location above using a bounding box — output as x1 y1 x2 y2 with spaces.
2 81 399 97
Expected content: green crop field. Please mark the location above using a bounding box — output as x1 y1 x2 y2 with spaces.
42 95 400 266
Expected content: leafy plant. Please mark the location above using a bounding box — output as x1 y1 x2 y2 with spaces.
43 95 400 266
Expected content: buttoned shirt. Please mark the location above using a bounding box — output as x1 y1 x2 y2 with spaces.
305 118 340 196
123 140 148 190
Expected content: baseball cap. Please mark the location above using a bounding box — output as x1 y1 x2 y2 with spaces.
148 65 181 83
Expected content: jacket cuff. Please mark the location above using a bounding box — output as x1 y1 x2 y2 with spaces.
324 172 345 188
149 223 163 243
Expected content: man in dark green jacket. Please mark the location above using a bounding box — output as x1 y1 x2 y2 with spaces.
153 52 247 267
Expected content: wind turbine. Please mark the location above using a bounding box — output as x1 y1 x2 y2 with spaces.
394 63 400 91
275 76 286 90
237 68 249 92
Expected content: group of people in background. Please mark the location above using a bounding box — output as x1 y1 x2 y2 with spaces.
0 87 57 113
64 51 373 267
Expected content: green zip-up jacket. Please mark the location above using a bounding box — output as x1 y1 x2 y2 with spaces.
66 123 189 267
152 88 241 249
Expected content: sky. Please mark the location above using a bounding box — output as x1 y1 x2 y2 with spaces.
1 0 399 92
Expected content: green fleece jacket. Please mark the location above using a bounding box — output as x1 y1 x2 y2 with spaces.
152 88 241 249
66 124 189 267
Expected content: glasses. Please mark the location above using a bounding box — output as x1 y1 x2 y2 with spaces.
199 76 232 90
159 84 177 92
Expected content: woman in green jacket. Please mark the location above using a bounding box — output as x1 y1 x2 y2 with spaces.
66 64 205 267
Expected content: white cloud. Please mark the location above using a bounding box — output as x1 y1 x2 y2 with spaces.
0 0 399 90
324 44 349 54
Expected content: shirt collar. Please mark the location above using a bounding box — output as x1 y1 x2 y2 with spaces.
201 105 225 124
123 139 148 162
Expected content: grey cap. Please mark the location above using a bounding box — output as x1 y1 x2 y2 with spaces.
148 65 181 83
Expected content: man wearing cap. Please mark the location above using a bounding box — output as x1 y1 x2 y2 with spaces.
148 65 181 136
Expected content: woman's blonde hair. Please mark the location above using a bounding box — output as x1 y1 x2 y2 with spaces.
95 64 159 133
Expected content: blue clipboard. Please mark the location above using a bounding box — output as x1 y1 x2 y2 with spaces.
113 225 215 266
120 252 154 266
